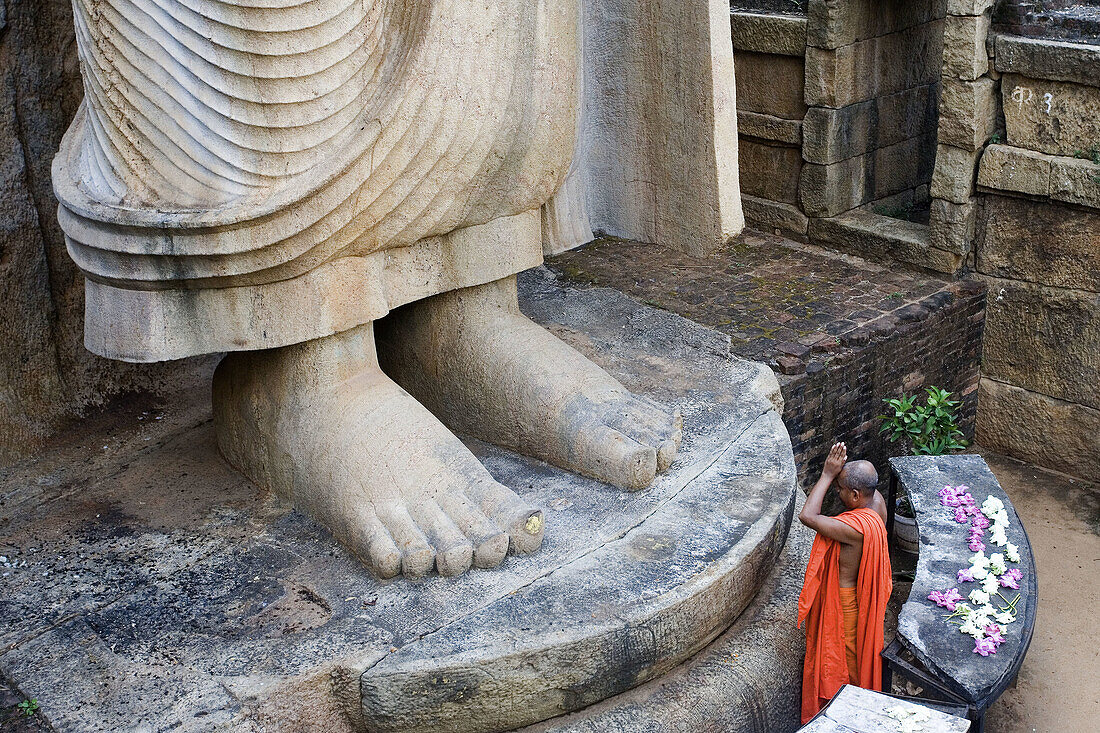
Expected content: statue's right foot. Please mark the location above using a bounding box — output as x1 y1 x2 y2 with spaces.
212 324 544 579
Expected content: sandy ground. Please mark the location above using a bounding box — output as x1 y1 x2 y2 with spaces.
979 453 1100 732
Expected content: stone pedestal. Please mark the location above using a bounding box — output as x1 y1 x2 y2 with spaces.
0 269 798 732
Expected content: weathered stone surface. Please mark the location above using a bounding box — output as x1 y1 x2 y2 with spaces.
804 21 944 108
976 144 1051 197
522 494 813 733
548 0 745 255
801 134 937 216
740 139 803 204
931 144 982 203
942 14 992 80
0 0 205 464
995 34 1100 88
892 454 1036 705
0 269 797 733
979 275 1100 409
802 83 938 164
741 194 811 237
806 0 942 50
810 209 962 274
1049 154 1100 211
977 195 1100 291
1002 74 1100 158
738 111 803 145
731 11 807 56
937 76 998 151
977 377 1100 480
734 51 808 119
948 0 994 15
929 198 977 256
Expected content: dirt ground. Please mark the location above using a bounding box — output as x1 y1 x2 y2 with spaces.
979 452 1100 732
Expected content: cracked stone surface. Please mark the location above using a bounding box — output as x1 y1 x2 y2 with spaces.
0 268 795 732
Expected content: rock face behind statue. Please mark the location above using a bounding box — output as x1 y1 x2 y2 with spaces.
54 0 740 578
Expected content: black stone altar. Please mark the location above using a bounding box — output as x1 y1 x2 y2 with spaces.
884 455 1038 733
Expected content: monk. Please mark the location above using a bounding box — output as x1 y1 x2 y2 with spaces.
797 442 892 723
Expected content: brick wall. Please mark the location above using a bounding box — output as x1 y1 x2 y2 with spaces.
779 280 986 489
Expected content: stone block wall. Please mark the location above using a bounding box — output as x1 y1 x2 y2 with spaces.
971 33 1100 479
732 13 812 239
732 1 948 265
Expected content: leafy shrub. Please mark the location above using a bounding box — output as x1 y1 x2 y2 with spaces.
878 387 968 456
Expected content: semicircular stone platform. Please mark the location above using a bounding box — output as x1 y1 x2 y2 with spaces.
0 267 796 733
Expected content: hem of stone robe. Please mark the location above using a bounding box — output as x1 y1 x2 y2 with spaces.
80 210 543 362
797 507 892 725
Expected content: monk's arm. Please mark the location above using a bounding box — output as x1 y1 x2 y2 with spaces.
798 442 863 544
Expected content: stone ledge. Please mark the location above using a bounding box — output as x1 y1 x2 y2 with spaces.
977 144 1100 210
738 110 803 145
741 194 810 238
731 11 807 56
994 33 1100 87
521 495 813 733
809 209 962 275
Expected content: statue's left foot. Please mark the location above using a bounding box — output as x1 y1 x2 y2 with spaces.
376 276 682 490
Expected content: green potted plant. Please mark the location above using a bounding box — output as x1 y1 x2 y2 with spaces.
878 387 969 553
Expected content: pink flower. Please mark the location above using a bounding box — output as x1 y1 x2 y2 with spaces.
969 538 986 552
940 588 963 611
954 508 970 523
971 515 991 530
999 568 1023 589
957 568 976 583
984 625 1006 646
959 492 977 508
974 638 997 656
928 590 945 605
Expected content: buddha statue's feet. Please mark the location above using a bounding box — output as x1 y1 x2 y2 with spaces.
377 276 682 490
212 324 544 578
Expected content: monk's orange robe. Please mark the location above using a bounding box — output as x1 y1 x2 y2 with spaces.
797 507 892 724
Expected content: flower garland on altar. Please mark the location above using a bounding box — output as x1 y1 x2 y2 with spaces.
925 485 1023 656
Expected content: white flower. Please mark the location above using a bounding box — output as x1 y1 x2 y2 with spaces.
981 575 1000 595
995 611 1015 625
977 603 997 619
969 589 990 606
981 496 1005 516
959 618 985 638
989 526 1008 547
989 553 1008 575
994 508 1009 527
1005 543 1021 563
970 565 990 580
970 552 991 568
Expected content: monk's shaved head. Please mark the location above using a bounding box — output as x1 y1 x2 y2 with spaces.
838 460 878 496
